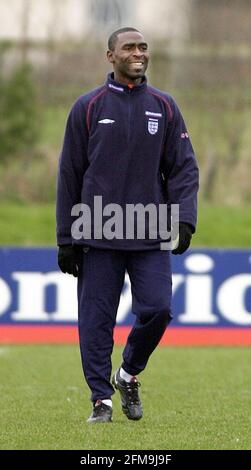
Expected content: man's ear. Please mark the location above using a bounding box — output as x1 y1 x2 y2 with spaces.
107 50 115 64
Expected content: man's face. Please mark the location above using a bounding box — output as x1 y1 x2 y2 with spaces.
107 31 149 84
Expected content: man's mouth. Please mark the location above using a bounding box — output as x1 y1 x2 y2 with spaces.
129 62 144 68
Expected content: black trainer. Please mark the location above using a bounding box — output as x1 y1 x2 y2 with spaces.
87 400 113 424
112 369 143 420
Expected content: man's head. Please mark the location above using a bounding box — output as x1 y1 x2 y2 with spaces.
107 27 149 85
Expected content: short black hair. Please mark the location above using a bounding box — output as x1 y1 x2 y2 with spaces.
108 27 141 51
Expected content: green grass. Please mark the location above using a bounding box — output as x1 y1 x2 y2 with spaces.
0 345 250 450
0 203 56 246
194 202 251 248
0 201 250 247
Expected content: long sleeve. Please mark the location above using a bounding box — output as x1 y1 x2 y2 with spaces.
56 97 89 245
162 98 199 232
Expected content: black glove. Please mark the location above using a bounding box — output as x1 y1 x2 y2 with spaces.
58 245 80 277
172 222 193 255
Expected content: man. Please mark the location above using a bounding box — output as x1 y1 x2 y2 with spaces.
56 27 199 424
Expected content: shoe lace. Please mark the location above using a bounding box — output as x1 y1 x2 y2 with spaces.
125 377 141 405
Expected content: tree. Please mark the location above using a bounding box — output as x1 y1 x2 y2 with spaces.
0 62 39 161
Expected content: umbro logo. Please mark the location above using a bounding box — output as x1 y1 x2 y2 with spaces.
98 119 115 124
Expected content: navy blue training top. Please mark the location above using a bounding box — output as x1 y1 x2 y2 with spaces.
56 72 199 250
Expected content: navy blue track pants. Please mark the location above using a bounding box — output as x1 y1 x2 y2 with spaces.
77 248 172 402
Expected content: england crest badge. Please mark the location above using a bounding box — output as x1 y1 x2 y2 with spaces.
148 118 158 135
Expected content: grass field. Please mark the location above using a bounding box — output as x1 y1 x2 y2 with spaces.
0 345 250 450
0 201 251 247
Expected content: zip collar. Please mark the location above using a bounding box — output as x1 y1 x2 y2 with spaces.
106 72 147 94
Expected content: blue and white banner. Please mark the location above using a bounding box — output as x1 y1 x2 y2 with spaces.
0 247 251 328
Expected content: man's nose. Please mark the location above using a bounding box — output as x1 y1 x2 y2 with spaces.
132 47 143 58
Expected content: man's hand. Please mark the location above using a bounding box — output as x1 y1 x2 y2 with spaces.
58 245 79 277
172 222 193 255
